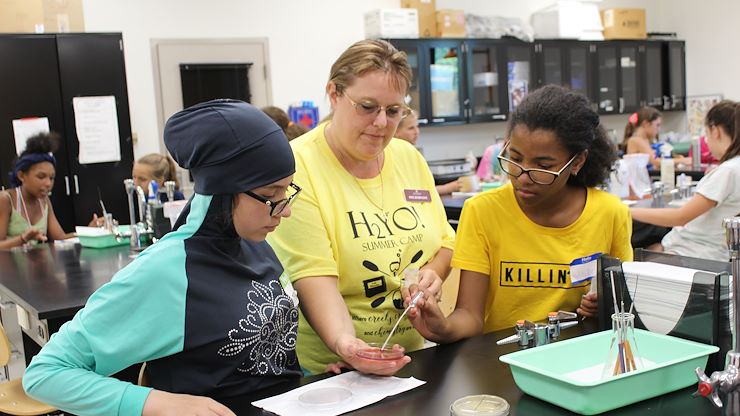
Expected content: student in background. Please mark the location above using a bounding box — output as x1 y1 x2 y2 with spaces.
622 107 663 169
631 100 740 261
132 153 185 202
406 85 633 342
476 138 505 182
0 132 75 249
395 110 462 195
262 105 308 141
24 100 302 416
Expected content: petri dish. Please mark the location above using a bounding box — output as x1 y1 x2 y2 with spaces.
298 386 352 407
356 342 405 361
450 395 510 416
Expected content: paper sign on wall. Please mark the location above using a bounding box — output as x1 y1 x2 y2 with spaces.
12 117 50 156
72 96 121 164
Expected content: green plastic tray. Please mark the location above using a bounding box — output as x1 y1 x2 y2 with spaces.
78 226 130 249
500 329 719 415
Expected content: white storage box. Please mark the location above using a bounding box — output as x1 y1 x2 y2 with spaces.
531 0 604 40
364 8 419 39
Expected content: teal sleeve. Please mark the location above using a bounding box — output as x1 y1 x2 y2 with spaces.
23 239 188 416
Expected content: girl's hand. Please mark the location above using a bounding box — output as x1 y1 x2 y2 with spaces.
22 228 46 244
577 292 598 318
142 390 235 416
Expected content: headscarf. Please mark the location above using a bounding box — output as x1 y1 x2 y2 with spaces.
8 152 56 187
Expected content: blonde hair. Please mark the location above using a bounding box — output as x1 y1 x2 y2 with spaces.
328 39 412 96
136 153 179 189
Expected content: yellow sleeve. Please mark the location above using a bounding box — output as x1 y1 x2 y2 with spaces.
612 204 634 262
451 198 490 275
269 158 337 282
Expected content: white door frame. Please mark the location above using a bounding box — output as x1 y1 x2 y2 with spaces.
150 37 273 152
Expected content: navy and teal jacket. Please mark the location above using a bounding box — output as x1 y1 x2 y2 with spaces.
23 194 301 415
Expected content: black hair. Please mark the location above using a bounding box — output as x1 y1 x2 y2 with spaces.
19 131 59 158
507 85 616 188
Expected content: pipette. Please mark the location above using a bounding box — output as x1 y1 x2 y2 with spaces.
381 291 424 351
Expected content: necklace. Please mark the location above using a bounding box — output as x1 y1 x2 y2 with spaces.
325 123 387 218
18 188 42 232
351 156 386 217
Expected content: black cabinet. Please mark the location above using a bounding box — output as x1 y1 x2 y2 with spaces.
534 40 594 104
465 40 506 123
0 33 134 232
387 38 686 125
664 41 686 111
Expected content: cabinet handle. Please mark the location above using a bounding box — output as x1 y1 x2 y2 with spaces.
619 98 625 113
418 118 429 125
64 176 70 195
432 118 446 123
492 114 507 120
73 175 79 194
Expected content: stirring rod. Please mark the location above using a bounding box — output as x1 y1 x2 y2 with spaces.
381 291 424 351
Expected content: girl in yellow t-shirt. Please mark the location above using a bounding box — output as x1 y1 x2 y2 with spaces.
407 85 633 341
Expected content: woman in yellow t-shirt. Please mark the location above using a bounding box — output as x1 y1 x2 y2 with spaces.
269 40 455 375
407 85 633 342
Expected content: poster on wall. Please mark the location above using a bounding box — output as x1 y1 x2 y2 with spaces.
72 96 121 164
686 94 723 138
12 117 50 156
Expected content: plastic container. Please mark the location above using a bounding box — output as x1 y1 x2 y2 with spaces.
75 226 130 249
450 394 509 416
356 343 405 361
499 329 718 415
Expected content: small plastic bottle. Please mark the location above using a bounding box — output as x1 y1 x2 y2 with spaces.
660 145 675 191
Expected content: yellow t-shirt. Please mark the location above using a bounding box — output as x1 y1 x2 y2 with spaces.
269 124 456 374
452 183 633 333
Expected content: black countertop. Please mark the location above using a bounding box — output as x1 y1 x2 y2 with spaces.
0 243 134 319
222 321 720 415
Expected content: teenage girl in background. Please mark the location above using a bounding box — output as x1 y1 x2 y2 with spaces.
622 106 663 169
132 153 185 203
0 132 75 249
395 110 463 195
631 100 740 261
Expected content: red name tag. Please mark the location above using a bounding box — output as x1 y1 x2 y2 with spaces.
404 189 432 202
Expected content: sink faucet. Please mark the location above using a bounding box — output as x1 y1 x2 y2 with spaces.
124 179 142 250
695 216 740 408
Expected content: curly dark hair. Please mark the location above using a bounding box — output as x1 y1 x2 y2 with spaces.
507 85 616 187
20 131 60 157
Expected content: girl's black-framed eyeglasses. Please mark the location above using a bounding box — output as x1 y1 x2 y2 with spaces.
497 141 579 185
244 182 302 217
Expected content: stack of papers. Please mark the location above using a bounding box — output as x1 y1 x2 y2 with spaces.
621 262 702 334
252 371 425 416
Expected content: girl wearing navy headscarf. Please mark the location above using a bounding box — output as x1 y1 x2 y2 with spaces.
24 100 302 416
0 132 74 249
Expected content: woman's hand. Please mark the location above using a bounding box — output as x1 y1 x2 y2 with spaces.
21 228 46 244
142 390 236 416
577 292 598 318
330 334 410 376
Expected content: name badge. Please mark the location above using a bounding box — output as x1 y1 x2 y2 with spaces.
569 252 602 285
404 189 432 202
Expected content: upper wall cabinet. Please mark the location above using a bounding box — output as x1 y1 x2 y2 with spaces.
387 38 686 125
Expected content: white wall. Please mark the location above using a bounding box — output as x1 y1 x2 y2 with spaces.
82 0 729 161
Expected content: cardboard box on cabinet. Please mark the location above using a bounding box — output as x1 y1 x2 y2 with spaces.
601 8 646 40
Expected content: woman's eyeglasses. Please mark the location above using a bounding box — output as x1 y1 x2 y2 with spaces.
497 142 579 185
343 93 411 121
244 182 302 217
